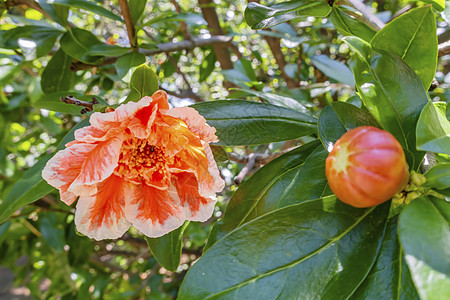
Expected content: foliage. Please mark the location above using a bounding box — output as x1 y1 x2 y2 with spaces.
0 0 449 299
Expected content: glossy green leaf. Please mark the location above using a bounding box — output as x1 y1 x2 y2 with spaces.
421 0 445 11
191 100 317 145
206 141 327 249
41 49 73 94
310 55 355 86
371 6 437 90
145 222 188 272
399 196 450 276
236 58 257 82
318 102 380 151
231 88 312 115
0 118 90 224
129 0 147 24
424 163 450 190
199 49 216 82
0 25 63 59
344 36 428 169
129 64 159 99
60 28 103 64
245 0 331 30
399 196 450 298
329 6 376 43
416 101 450 155
351 218 420 299
88 44 130 56
115 51 146 79
52 0 123 22
179 198 389 299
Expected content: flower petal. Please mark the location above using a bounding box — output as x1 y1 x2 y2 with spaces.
150 90 170 110
172 172 217 222
69 137 123 195
125 184 185 238
75 174 131 240
89 96 151 130
42 143 99 205
200 142 225 197
166 106 218 143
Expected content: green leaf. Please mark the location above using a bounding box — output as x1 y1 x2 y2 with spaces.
0 118 90 224
191 100 317 145
129 64 159 98
129 0 147 24
344 36 428 170
399 196 450 276
399 196 450 298
41 49 73 94
351 218 420 299
37 1 69 26
145 222 188 272
231 88 312 115
416 101 450 155
371 6 437 90
52 0 123 22
424 163 450 190
245 0 332 30
236 57 257 82
199 50 216 82
88 44 130 56
115 51 146 79
210 145 228 162
60 28 103 64
206 141 327 249
179 198 389 299
0 25 63 59
421 0 445 11
329 6 376 43
318 102 380 151
310 55 355 86
40 212 66 252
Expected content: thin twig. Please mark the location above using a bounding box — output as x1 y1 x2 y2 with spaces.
60 95 99 113
160 87 204 102
171 0 192 41
118 0 136 48
234 153 256 185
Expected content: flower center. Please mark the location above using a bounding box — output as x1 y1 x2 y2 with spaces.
115 138 171 187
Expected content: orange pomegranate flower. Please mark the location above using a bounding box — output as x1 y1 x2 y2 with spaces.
42 91 225 240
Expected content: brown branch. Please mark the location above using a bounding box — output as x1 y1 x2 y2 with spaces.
234 153 256 185
264 35 299 88
118 0 136 48
438 40 450 57
199 0 233 71
60 95 99 113
171 0 192 41
70 35 233 71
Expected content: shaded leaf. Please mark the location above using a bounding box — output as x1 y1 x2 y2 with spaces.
424 163 450 190
344 36 428 170
318 102 380 151
37 1 69 26
129 64 159 99
40 212 66 252
245 0 331 30
0 118 90 224
329 6 376 43
145 222 189 272
41 48 73 94
115 51 146 79
416 101 450 155
129 0 147 24
199 49 216 82
310 55 355 86
191 100 317 145
210 145 228 162
179 198 389 299
351 218 420 299
371 6 437 90
206 140 327 249
60 28 103 64
421 0 445 11
89 44 130 56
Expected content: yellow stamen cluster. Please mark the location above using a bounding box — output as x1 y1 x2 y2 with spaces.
116 138 171 186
